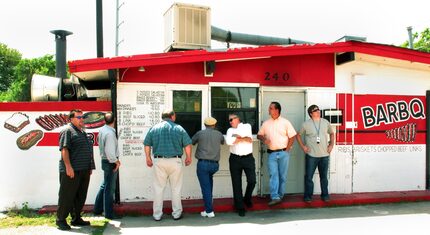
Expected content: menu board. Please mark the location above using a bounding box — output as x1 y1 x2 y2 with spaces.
117 84 165 157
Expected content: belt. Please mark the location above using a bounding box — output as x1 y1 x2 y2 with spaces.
267 148 286 153
231 153 252 158
198 159 218 163
154 155 181 158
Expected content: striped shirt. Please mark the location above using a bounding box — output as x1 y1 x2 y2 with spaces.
59 124 95 172
144 119 192 157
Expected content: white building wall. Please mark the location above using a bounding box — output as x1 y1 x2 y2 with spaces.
334 59 429 193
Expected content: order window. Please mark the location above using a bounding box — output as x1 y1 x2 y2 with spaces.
211 87 258 134
173 90 202 137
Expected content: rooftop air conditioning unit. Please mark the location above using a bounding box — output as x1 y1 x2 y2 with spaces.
164 3 211 52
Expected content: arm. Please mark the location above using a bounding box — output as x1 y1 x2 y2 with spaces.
184 144 192 166
296 133 309 153
61 148 74 178
286 136 295 151
225 128 236 146
327 132 335 153
144 145 153 167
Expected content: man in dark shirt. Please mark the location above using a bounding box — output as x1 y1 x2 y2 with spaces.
56 109 95 230
192 117 224 218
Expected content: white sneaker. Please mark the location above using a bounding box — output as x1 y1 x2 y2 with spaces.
200 211 215 218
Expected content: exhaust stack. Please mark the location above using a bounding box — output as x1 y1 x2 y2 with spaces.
50 29 72 101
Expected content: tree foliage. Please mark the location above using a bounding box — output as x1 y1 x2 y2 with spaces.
0 43 56 102
0 43 22 92
401 27 430 52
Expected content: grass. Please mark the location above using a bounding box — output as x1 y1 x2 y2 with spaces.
0 203 109 235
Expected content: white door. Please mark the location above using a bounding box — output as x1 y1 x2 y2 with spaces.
260 91 305 194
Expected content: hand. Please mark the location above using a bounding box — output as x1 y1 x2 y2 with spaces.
66 166 75 179
327 144 334 154
146 158 153 167
184 156 192 166
302 146 310 153
113 160 121 172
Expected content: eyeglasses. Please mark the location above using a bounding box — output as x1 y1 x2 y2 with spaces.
229 117 237 122
75 116 83 119
312 109 320 113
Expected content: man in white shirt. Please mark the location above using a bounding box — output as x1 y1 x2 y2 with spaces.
225 114 256 217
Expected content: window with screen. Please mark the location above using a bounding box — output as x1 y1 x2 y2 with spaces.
211 87 258 134
173 90 202 137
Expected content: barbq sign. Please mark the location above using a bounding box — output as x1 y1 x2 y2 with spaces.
337 94 426 145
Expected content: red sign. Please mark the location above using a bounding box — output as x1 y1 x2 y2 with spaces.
337 94 426 145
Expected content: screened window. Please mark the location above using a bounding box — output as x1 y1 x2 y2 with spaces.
211 87 258 134
173 90 202 137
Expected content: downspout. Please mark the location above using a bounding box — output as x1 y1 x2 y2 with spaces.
407 26 414 49
426 90 430 189
211 25 311 46
109 69 120 203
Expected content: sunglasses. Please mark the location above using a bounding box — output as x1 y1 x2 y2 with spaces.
312 109 320 113
75 116 83 119
229 117 237 122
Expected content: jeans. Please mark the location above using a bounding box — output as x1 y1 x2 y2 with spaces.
268 151 290 200
94 160 118 218
304 155 329 199
197 159 219 213
229 154 256 211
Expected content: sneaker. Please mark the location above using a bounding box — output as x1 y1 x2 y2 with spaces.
153 216 162 221
173 214 183 220
56 220 71 230
200 211 215 218
268 198 282 206
71 218 90 226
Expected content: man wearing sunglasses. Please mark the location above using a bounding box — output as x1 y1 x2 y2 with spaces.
56 109 95 230
296 104 334 203
225 114 256 217
257 102 296 206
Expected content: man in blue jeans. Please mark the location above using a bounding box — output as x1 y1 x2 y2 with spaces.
94 112 121 219
296 104 334 203
192 117 225 218
258 102 296 206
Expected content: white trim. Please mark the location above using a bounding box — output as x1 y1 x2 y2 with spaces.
209 82 260 87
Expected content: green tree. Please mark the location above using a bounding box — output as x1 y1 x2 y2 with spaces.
401 27 430 52
0 43 22 92
0 55 56 102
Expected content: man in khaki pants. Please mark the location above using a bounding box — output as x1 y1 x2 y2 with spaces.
144 109 192 221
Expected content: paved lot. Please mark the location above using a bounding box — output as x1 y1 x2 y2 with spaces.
2 201 430 234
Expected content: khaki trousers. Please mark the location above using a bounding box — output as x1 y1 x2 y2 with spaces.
152 157 183 219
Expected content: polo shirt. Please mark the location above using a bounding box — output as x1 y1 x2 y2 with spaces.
258 116 296 150
59 124 95 172
192 127 225 161
143 119 192 157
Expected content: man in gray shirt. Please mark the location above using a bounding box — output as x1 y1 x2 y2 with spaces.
296 105 334 203
192 117 225 218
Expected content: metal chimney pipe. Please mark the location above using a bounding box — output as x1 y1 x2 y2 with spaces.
407 26 414 49
50 30 72 101
96 0 104 57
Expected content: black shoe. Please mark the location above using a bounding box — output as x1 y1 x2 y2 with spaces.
322 196 330 202
105 215 121 220
238 209 246 217
244 200 253 208
268 199 282 206
71 218 91 226
93 211 102 216
173 214 183 220
304 197 312 203
56 220 71 230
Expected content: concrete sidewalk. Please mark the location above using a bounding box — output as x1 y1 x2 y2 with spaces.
39 190 430 216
